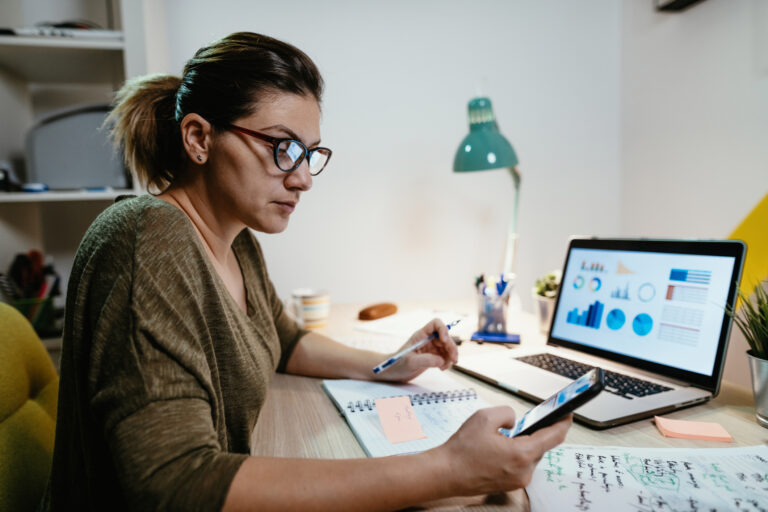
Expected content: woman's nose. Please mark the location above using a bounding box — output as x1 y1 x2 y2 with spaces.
285 158 313 191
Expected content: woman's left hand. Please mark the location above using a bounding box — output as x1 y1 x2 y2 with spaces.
376 318 459 382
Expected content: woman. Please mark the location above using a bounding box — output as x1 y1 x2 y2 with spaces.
43 32 571 511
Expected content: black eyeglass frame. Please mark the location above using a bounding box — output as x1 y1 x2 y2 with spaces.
228 124 332 176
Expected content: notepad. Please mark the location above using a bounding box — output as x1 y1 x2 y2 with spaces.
322 369 488 457
654 415 733 442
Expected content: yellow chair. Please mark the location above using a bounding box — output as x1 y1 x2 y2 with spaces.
0 302 59 512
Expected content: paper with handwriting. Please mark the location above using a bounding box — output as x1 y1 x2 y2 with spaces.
527 444 768 511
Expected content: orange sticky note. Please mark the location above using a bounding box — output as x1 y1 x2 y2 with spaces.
654 415 733 442
375 396 427 444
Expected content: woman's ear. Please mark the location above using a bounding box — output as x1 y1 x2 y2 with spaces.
180 113 213 164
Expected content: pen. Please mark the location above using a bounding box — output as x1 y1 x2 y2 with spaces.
496 273 506 296
372 319 462 374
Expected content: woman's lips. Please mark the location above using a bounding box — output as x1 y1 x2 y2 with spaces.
274 201 296 213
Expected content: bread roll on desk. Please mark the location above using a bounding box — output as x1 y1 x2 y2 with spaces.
358 303 398 321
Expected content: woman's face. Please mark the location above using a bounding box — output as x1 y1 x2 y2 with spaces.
207 92 321 234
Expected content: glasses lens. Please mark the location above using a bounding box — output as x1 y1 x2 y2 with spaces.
276 140 306 171
308 148 331 176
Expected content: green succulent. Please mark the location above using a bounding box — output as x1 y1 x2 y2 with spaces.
534 270 561 299
729 282 768 360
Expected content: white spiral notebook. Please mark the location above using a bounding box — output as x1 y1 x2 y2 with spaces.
322 369 489 457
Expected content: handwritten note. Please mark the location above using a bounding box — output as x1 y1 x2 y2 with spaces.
375 396 427 444
527 444 768 511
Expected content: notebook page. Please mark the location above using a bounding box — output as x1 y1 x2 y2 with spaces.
527 444 768 511
322 369 488 457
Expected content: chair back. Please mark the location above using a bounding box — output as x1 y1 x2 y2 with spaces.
0 302 59 511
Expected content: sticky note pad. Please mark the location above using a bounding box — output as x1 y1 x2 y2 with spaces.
375 396 427 444
654 415 733 442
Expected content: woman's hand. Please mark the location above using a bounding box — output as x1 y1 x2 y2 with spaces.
435 407 572 495
375 318 459 382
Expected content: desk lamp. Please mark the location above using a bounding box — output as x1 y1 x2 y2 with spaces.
453 97 521 275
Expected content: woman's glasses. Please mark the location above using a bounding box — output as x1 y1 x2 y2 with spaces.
229 124 332 176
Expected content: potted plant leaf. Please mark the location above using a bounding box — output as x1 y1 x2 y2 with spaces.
729 282 768 428
532 270 561 333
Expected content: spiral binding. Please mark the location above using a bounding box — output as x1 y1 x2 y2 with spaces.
346 388 478 413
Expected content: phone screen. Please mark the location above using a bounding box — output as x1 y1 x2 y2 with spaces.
501 368 603 437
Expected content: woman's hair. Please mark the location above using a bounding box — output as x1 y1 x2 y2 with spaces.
107 32 324 193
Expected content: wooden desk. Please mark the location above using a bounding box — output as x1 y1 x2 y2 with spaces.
251 302 768 510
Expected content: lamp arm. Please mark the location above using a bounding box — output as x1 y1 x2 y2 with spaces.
503 166 521 275
509 166 521 234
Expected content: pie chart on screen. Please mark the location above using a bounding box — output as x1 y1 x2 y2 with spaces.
606 309 626 330
632 313 653 336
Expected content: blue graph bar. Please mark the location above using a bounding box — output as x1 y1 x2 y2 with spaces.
586 303 595 327
669 268 711 285
593 301 603 329
566 301 603 329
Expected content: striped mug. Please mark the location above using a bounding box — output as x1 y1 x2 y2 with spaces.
289 288 331 329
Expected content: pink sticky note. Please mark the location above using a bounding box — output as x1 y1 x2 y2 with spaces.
654 415 733 442
374 396 428 444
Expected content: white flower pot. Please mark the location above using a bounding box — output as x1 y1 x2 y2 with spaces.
747 350 768 428
532 291 556 334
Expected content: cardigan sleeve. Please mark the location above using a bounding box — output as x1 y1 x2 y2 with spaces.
83 209 248 512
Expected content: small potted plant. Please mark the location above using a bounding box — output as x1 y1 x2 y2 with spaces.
729 282 768 428
532 270 561 333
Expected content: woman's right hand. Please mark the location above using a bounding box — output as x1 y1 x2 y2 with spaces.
435 406 572 495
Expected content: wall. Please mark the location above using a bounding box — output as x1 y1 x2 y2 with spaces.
159 0 622 308
620 0 768 388
156 0 765 390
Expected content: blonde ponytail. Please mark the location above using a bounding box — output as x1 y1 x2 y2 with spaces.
106 74 183 193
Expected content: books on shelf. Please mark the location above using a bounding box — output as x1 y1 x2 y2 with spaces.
0 27 123 41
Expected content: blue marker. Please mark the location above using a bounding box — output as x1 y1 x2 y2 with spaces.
497 273 507 296
372 319 462 374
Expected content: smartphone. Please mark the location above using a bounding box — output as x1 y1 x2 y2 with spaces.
500 368 604 437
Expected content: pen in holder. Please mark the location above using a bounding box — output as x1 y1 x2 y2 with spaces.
473 273 520 343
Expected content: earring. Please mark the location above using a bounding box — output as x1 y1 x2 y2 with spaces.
196 155 203 162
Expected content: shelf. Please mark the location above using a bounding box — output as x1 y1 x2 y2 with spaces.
41 336 62 350
0 189 137 203
0 36 124 83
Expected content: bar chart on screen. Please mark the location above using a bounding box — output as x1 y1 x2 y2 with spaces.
566 301 604 329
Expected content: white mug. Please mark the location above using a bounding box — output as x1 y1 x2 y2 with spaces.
288 288 330 329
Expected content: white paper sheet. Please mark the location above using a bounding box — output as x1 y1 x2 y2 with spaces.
527 444 768 511
353 309 473 338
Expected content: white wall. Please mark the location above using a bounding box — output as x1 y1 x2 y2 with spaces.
155 0 766 389
159 0 622 307
620 0 768 389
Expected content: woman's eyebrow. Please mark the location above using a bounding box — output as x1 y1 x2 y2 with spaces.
261 124 321 147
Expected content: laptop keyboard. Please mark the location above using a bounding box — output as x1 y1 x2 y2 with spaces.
516 353 673 400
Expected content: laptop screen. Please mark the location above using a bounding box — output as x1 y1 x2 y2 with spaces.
549 239 745 390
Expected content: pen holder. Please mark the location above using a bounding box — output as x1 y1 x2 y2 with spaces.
477 291 509 334
477 293 508 333
13 297 55 335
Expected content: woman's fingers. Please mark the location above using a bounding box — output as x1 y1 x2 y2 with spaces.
414 318 458 365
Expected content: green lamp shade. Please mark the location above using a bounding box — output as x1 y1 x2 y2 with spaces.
453 97 518 172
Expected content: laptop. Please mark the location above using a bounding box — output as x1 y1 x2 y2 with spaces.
456 238 746 428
